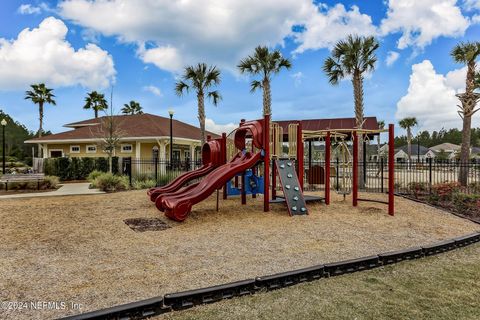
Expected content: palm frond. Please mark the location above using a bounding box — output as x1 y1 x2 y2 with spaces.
323 57 344 85
250 80 263 92
207 90 222 106
175 80 189 96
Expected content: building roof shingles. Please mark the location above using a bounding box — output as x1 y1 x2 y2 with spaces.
26 113 219 143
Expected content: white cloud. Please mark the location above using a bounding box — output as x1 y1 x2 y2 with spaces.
386 51 400 66
293 4 377 53
381 0 469 49
291 72 304 87
18 4 41 15
143 85 162 97
445 66 467 93
0 17 116 90
58 1 380 72
395 60 477 132
205 118 237 135
138 45 183 73
463 0 480 11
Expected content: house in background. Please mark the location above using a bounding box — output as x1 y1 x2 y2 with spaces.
25 113 218 162
394 144 429 162
427 142 460 160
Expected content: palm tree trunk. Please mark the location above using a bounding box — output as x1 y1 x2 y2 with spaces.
458 109 472 186
38 102 43 158
197 93 206 146
457 61 479 186
94 108 98 118
352 73 365 188
262 78 272 116
407 128 412 162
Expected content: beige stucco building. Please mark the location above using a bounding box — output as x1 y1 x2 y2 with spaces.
25 113 218 162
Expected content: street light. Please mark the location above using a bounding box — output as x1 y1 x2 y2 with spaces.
168 109 174 169
1 118 7 175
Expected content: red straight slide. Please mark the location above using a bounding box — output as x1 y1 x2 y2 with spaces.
159 151 262 221
147 163 215 202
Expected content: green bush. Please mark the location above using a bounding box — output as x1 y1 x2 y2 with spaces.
132 179 156 190
452 193 480 214
87 170 104 182
431 182 461 202
43 157 121 181
407 182 428 198
42 175 59 189
92 172 129 192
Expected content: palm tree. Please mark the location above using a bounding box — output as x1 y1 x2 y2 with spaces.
238 46 291 117
84 91 108 118
399 117 418 163
323 35 379 186
451 42 480 186
376 120 385 160
25 83 56 139
121 100 143 115
175 63 222 145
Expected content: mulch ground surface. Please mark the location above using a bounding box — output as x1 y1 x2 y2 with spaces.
0 190 478 319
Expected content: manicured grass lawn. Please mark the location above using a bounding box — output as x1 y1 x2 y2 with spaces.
161 243 480 320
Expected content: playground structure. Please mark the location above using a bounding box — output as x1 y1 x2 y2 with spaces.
148 115 396 221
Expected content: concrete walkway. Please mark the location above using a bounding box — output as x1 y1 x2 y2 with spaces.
0 183 105 199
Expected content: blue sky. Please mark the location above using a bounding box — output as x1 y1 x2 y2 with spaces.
0 0 479 136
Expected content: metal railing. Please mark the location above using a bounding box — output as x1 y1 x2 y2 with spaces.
303 159 480 195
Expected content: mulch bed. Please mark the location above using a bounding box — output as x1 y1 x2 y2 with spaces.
124 218 171 232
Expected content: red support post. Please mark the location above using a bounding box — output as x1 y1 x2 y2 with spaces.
352 131 358 207
388 124 395 216
264 114 270 212
296 121 304 191
325 131 331 205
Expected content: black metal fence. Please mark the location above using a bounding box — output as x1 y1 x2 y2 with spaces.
121 157 203 186
303 159 480 195
120 157 480 194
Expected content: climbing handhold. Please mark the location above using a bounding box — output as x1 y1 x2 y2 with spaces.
293 196 298 201
301 207 306 212
292 206 297 211
287 162 292 167
280 164 285 169
287 173 292 178
294 186 299 191
285 185 291 189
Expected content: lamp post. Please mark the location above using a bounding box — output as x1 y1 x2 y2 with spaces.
1 119 6 175
168 109 174 169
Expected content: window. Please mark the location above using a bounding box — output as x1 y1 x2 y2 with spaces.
50 150 63 158
86 145 97 153
70 145 80 153
121 144 133 153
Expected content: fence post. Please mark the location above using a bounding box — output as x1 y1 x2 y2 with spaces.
123 157 132 187
154 155 159 185
429 157 432 194
381 157 384 193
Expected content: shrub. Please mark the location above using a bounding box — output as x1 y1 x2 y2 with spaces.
431 182 461 202
407 182 428 198
452 193 480 214
93 172 129 192
87 170 104 182
132 179 156 190
42 176 59 189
